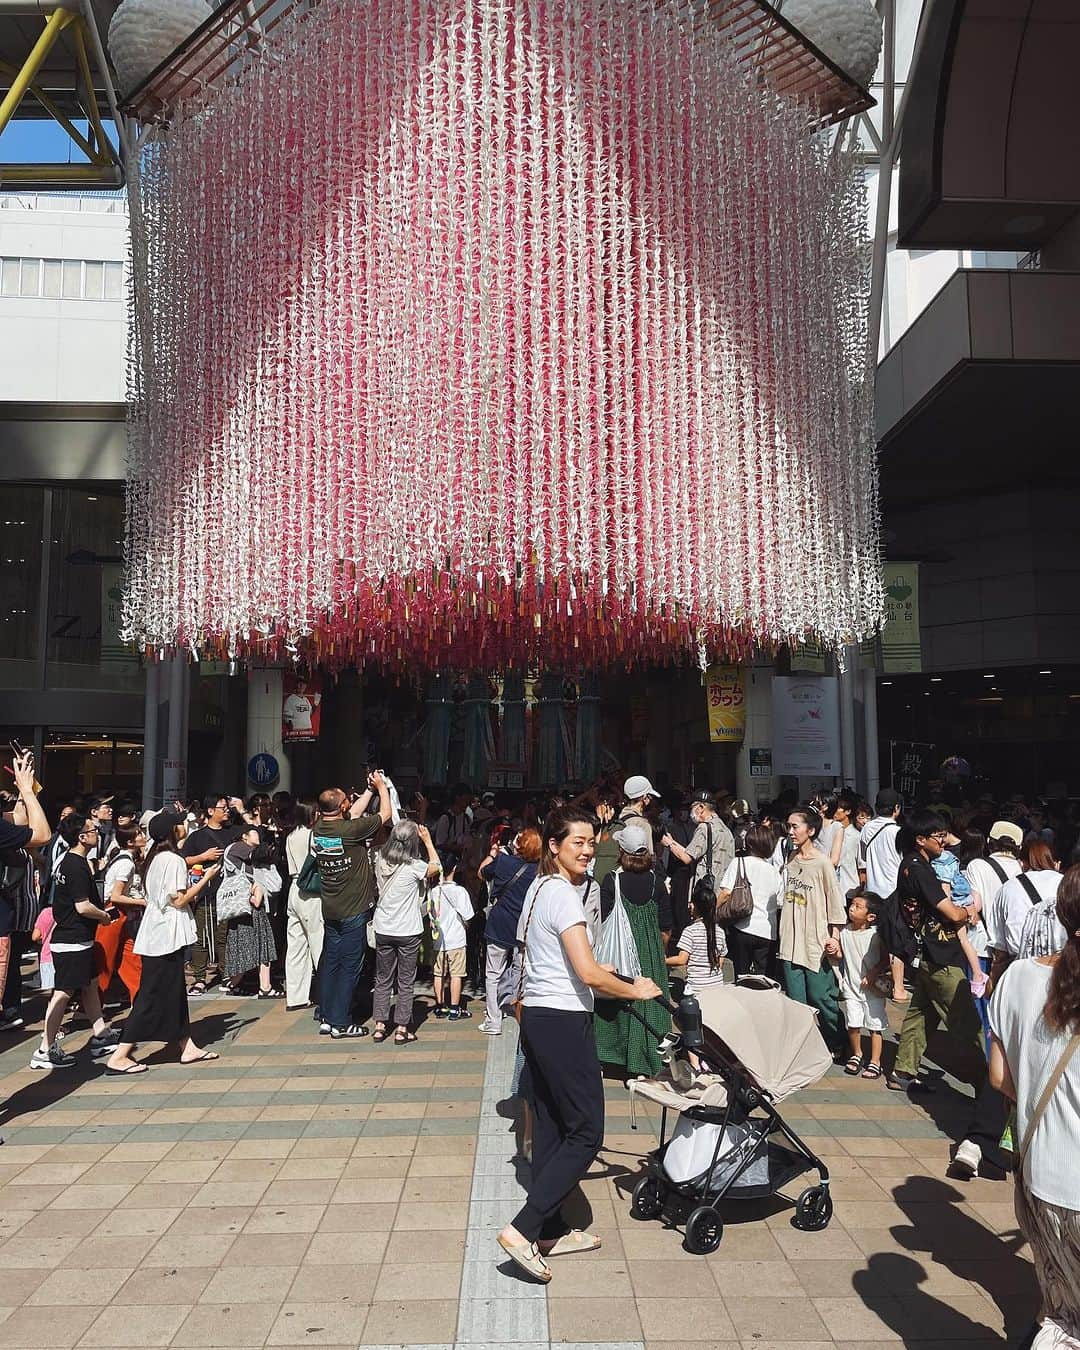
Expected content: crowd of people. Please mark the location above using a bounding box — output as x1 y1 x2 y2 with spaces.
2 755 1078 1342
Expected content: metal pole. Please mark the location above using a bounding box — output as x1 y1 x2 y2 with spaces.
141 659 159 810
0 6 77 136
867 0 896 359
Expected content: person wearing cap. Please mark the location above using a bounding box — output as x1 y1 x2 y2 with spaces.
617 775 661 853
662 791 735 896
105 811 223 1074
887 811 989 1097
593 823 672 1079
977 822 1031 967
30 812 122 1071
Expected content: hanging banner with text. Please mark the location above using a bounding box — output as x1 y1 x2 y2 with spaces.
882 562 921 672
772 676 841 777
705 666 746 743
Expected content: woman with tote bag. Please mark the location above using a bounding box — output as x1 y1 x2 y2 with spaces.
989 866 1080 1348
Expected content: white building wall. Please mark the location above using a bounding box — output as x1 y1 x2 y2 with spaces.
0 193 128 404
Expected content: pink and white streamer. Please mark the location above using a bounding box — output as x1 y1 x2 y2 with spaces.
124 0 881 671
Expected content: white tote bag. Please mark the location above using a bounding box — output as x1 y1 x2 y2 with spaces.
593 870 642 980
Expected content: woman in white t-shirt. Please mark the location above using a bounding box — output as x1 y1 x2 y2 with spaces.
106 811 222 1076
989 868 1080 1346
371 821 440 1044
284 798 323 1011
497 808 659 1285
720 823 783 978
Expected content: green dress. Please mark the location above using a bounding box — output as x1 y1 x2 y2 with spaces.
593 869 672 1078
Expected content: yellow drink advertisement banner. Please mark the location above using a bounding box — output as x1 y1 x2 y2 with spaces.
705 666 746 743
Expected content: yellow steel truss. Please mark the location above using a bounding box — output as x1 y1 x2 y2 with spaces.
0 5 122 188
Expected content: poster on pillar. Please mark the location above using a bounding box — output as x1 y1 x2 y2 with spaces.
772 677 841 777
705 666 746 743
881 562 921 672
282 672 323 742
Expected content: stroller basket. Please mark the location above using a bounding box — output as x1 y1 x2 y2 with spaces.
663 1106 810 1200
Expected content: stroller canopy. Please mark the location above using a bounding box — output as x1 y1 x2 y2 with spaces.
695 980 832 1101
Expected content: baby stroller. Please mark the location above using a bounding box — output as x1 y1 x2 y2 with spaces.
624 975 834 1254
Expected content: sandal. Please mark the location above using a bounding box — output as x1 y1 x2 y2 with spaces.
861 1062 883 1080
372 1027 388 1043
180 1050 220 1064
188 981 207 997
257 988 285 999
538 1229 602 1257
496 1233 551 1284
843 1056 863 1075
394 1028 417 1045
105 1062 148 1076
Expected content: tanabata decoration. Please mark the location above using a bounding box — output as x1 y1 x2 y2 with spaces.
123 0 882 673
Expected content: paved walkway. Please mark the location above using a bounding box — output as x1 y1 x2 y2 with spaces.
0 992 1038 1349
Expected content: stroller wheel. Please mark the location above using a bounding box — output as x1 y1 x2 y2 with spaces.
684 1205 723 1255
792 1185 833 1232
631 1176 664 1221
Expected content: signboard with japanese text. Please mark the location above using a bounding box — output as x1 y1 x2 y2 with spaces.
882 562 921 672
705 666 746 743
772 676 841 777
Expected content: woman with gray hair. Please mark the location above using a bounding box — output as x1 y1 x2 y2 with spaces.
372 820 440 1043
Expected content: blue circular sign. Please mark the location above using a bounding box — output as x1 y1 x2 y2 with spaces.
247 753 280 787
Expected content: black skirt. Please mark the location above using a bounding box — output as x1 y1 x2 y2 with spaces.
123 948 190 1044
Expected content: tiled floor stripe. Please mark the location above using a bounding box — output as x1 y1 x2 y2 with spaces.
455 1022 646 1350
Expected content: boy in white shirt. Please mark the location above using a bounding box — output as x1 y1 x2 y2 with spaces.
431 856 475 1020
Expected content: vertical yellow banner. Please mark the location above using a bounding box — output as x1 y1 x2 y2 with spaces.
705 666 746 743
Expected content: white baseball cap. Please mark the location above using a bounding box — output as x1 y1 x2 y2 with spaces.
623 775 661 800
617 823 651 855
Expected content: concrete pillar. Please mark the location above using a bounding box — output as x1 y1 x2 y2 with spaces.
862 667 881 804
839 645 859 790
735 662 774 807
141 659 160 810
247 667 290 793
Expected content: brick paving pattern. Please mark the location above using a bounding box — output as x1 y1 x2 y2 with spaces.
0 994 1038 1348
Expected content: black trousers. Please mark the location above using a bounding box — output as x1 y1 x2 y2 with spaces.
966 1077 1010 1171
513 1006 605 1243
727 928 777 980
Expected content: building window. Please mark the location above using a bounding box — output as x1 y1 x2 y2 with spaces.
0 256 125 300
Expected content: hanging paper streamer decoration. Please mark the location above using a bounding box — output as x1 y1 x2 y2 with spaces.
124 0 881 672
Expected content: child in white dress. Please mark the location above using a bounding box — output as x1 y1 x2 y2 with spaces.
837 888 889 1080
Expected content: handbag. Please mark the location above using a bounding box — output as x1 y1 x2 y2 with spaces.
593 871 642 981
215 866 255 921
296 832 321 896
716 853 754 925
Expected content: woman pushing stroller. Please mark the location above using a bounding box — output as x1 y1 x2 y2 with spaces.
497 806 660 1284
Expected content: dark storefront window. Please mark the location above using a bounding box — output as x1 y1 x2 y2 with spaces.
46 488 142 692
0 485 44 687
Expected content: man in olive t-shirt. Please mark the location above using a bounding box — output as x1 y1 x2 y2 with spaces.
311 775 391 1036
